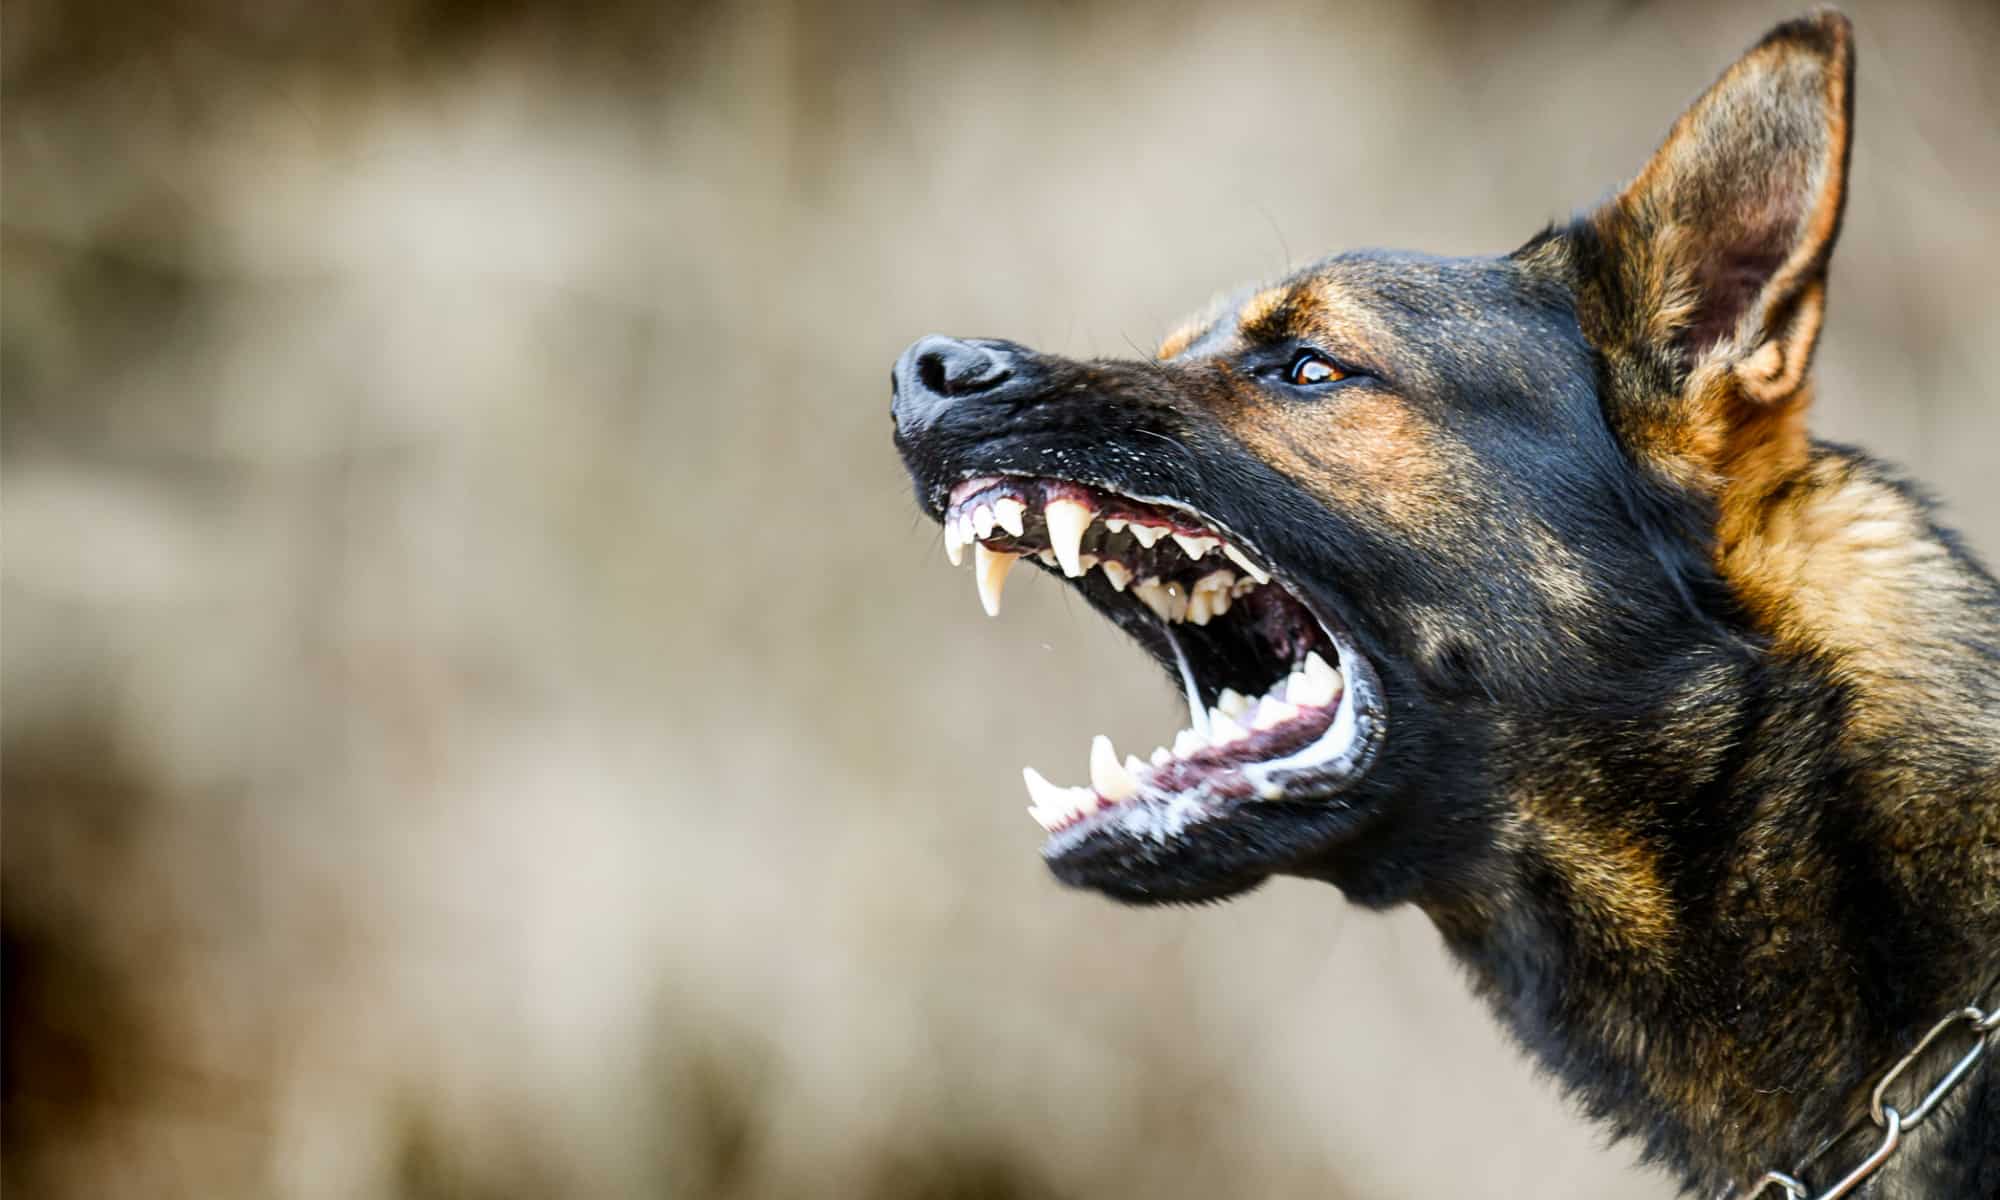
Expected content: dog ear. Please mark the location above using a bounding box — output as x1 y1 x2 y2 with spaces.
1561 11 1854 480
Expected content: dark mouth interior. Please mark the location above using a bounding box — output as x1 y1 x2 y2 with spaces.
942 474 1363 838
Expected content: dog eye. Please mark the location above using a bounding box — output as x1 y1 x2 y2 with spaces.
1287 351 1347 387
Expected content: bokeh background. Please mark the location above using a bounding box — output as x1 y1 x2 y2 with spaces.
5 1 1996 1196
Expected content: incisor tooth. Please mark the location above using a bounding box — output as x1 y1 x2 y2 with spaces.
1099 560 1133 592
1045 498 1093 578
944 518 966 567
1216 689 1252 718
1129 524 1166 548
993 497 1026 537
1090 735 1137 801
1172 532 1218 560
972 504 997 539
1104 518 1128 533
975 543 1018 617
1223 544 1272 584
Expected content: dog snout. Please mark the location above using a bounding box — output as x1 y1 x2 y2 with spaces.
891 336 1028 436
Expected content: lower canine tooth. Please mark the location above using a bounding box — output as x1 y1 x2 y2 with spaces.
975 543 1018 617
1044 498 1094 578
992 497 1026 537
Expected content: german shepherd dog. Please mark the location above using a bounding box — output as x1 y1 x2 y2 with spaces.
889 12 1998 1197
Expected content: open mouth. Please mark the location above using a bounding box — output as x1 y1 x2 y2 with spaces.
940 474 1386 855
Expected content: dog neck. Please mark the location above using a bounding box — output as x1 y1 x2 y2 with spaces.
1421 441 2000 1193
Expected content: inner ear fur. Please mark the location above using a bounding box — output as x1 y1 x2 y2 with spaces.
1578 11 1855 423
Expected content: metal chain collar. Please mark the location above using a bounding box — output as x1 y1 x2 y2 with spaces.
1729 974 2000 1200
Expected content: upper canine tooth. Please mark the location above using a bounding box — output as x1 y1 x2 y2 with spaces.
1172 533 1218 560
944 517 967 567
1222 544 1272 585
992 497 1027 537
1129 523 1166 548
975 543 1018 617
972 504 998 539
1044 498 1094 578
1098 560 1133 592
1090 735 1137 801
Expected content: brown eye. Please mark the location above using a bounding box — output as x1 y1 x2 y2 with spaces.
1288 351 1346 386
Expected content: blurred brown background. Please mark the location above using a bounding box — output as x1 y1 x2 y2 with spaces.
4 1 1995 1196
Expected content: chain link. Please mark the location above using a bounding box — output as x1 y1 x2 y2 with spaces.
1734 978 2000 1200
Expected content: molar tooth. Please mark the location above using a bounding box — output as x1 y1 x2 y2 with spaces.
992 497 1027 537
1150 746 1172 767
1186 590 1213 625
1289 651 1339 707
1253 697 1299 730
1216 689 1252 719
1098 560 1133 592
1090 735 1137 801
1129 524 1166 548
975 543 1018 617
1209 712 1248 744
1209 588 1233 617
1124 754 1149 778
1044 498 1094 578
1172 728 1206 757
972 504 997 539
1163 581 1189 623
1195 569 1236 595
1133 579 1174 622
1223 544 1272 584
1172 532 1219 560
1282 670 1315 706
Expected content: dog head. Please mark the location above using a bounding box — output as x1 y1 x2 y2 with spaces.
890 14 1854 910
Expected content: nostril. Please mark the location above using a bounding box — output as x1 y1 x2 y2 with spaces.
918 351 949 396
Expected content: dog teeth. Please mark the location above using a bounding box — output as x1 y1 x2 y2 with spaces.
1133 578 1174 622
1044 498 1094 578
1284 651 1341 707
1103 518 1127 533
1098 560 1133 592
1090 735 1138 801
1172 728 1206 757
1171 532 1218 560
1253 697 1299 731
975 543 1018 617
972 504 998 539
992 497 1026 537
1186 589 1214 625
1223 544 1271 585
943 517 967 566
1216 689 1252 719
1023 766 1098 831
1209 712 1248 744
1149 746 1172 766
1128 523 1167 548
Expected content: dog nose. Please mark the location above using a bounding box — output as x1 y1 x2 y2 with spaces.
891 335 1023 436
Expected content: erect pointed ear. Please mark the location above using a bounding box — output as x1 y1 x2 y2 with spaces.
1567 11 1854 472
